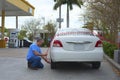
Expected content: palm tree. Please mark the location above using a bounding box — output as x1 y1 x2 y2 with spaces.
54 0 83 28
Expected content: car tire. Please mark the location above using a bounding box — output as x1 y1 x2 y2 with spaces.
92 62 101 69
51 60 56 69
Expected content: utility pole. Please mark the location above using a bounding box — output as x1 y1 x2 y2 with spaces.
57 5 63 29
59 6 61 28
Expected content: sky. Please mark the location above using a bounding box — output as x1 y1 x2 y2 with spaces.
0 0 85 29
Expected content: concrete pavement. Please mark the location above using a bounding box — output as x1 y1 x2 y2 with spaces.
0 48 120 80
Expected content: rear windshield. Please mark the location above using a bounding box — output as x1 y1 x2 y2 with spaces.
56 29 94 36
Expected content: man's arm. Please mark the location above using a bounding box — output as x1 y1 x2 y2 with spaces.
33 50 51 64
41 56 51 64
33 51 47 56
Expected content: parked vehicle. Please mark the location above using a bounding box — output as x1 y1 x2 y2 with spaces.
19 38 32 47
23 39 32 47
50 28 103 69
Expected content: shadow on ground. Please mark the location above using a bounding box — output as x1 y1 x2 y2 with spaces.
53 62 94 70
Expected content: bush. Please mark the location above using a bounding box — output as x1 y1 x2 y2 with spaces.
41 38 49 47
103 41 117 59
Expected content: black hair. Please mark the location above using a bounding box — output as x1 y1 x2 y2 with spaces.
36 38 43 42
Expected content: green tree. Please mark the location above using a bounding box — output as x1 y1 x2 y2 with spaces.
43 21 56 37
82 22 94 31
42 21 56 47
21 18 42 41
83 0 120 43
0 27 9 37
54 0 83 28
18 30 27 40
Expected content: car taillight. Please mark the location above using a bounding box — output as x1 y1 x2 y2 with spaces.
53 40 63 47
95 40 102 47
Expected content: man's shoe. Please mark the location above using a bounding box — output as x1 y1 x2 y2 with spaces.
28 62 32 68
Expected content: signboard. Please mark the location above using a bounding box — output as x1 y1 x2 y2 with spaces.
57 18 63 22
10 32 18 39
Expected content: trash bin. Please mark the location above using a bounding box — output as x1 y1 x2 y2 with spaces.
114 50 120 64
0 40 6 48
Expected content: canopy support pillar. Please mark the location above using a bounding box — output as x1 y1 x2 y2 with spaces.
1 10 5 40
16 16 18 29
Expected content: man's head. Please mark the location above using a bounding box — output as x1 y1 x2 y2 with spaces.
36 38 44 47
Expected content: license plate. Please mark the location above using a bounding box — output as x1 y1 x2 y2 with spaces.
74 44 84 50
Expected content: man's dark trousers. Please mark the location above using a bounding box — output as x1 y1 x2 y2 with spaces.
28 56 44 68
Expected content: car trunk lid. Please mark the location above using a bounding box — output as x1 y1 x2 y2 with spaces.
60 36 98 51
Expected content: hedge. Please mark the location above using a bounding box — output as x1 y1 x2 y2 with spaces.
103 41 117 59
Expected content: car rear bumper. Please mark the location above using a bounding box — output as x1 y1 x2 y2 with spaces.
50 47 104 62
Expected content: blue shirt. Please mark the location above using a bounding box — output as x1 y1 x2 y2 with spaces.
26 43 42 60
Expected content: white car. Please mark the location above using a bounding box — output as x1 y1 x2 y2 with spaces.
50 28 103 69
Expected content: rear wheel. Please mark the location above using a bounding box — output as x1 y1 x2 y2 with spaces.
51 60 56 69
92 62 101 69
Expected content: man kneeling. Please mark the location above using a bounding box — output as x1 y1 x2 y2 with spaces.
26 38 50 70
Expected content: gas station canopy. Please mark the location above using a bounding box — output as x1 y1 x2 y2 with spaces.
0 0 35 48
0 0 35 16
